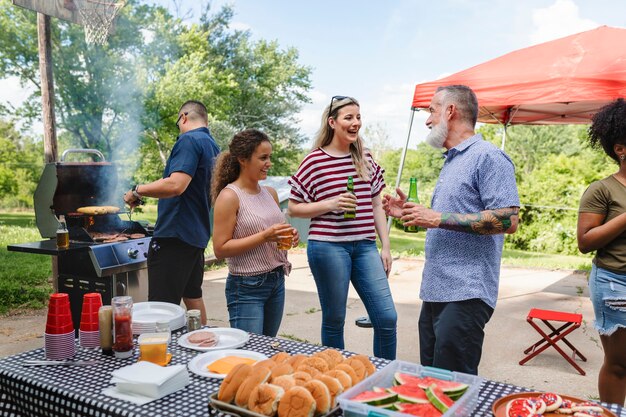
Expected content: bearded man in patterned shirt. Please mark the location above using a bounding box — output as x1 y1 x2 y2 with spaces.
383 85 520 375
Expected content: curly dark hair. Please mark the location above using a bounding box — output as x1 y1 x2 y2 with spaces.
211 129 270 203
588 98 626 163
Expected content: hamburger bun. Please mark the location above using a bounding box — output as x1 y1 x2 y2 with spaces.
312 351 335 369
277 386 316 417
287 354 307 369
270 362 294 380
218 363 253 403
291 371 312 386
341 358 367 383
248 383 285 416
321 349 344 365
315 375 343 407
271 351 291 363
255 359 277 369
235 365 272 408
300 357 329 373
304 379 331 415
271 375 297 392
350 354 376 376
295 364 321 379
324 369 352 390
333 363 358 386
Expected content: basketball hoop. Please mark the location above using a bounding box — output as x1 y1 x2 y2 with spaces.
74 0 125 45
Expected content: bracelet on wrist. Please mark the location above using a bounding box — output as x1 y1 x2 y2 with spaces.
132 185 142 199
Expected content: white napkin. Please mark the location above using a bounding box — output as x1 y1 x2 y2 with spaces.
103 361 189 405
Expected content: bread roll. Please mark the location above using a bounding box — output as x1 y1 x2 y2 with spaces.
292 371 312 386
287 354 307 369
321 348 344 365
333 363 358 386
271 351 291 363
271 375 296 392
295 364 321 379
341 358 367 383
300 357 329 373
312 351 335 369
248 383 284 416
324 369 352 390
350 354 376 376
277 386 316 417
270 362 294 380
235 365 272 408
315 375 343 407
304 379 331 415
255 359 277 369
218 363 253 403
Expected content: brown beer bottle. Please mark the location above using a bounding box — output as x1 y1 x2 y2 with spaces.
344 176 356 219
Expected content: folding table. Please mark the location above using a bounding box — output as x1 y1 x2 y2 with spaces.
519 308 587 375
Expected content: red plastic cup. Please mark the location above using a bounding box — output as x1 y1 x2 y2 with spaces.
79 293 102 332
46 293 74 335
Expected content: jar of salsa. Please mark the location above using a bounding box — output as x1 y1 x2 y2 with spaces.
112 296 133 358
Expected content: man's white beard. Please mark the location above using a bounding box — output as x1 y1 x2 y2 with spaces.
425 117 448 149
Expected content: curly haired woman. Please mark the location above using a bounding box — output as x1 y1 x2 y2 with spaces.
212 129 298 336
578 98 626 405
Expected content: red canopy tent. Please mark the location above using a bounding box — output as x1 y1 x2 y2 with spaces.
388 25 626 229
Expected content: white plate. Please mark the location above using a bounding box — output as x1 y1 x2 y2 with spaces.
188 349 267 379
178 328 250 352
131 302 185 334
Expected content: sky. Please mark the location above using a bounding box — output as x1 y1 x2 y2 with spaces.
2 0 626 149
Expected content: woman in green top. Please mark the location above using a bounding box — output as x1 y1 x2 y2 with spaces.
577 98 626 406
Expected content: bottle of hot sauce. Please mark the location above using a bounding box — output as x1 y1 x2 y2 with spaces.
112 296 133 358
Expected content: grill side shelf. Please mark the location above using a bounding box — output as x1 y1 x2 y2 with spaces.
7 240 92 255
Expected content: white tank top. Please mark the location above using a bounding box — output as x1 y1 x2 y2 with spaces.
225 184 291 276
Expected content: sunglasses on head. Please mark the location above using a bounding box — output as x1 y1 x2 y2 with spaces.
328 96 355 118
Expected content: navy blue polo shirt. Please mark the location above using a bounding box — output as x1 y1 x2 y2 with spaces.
153 127 220 248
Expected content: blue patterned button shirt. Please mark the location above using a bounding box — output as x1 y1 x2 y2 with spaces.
421 134 520 309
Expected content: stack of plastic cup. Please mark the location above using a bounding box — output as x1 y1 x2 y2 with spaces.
44 293 76 360
79 292 102 348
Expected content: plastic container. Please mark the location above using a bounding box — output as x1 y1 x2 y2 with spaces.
138 332 170 366
337 360 482 417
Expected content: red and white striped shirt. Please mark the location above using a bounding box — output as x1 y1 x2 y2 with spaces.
289 148 386 242
225 184 291 276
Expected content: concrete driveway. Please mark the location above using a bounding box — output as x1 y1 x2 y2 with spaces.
0 249 600 400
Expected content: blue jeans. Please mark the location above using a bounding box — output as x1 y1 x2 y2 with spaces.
225 266 285 337
307 240 397 359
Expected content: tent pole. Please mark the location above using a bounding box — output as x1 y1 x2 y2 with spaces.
500 124 507 150
387 109 416 232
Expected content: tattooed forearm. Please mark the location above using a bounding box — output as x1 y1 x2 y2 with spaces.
439 207 519 235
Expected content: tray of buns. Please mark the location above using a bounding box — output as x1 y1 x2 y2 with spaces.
208 349 376 417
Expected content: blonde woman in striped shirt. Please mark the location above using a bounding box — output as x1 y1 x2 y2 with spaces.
211 129 298 336
288 96 397 359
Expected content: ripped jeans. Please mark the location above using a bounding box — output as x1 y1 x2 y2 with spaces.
589 264 626 336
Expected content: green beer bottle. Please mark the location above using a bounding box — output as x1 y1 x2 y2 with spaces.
344 176 356 219
404 177 419 233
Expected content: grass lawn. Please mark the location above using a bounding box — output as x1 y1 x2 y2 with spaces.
0 210 593 314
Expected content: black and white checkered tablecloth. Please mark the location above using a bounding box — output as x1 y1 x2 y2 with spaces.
1 330 624 417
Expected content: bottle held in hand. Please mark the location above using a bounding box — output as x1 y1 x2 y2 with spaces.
404 177 420 233
344 176 356 219
56 215 69 249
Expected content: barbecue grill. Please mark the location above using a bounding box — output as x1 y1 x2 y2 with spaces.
8 149 152 331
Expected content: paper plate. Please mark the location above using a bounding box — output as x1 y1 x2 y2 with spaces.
492 392 617 417
187 349 267 379
131 302 185 334
178 328 249 352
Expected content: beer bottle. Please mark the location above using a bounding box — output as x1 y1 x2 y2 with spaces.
404 177 419 233
344 176 356 219
56 215 70 249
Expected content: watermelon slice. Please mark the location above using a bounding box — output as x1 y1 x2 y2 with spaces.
393 372 426 386
425 384 455 413
395 402 443 417
387 385 429 404
351 390 397 406
417 377 469 396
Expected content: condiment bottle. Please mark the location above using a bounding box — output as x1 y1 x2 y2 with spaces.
56 215 69 249
98 305 113 356
344 176 356 219
186 309 201 332
404 177 420 233
112 296 133 358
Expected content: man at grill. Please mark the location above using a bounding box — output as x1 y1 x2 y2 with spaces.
124 100 220 325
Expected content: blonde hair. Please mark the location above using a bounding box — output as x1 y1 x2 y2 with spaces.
211 129 270 204
313 97 371 181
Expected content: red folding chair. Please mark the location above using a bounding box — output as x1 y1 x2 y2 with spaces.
519 308 587 375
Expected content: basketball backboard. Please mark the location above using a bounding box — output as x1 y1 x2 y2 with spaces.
12 0 84 26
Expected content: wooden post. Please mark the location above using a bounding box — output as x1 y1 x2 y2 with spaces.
37 12 58 164
37 12 59 292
